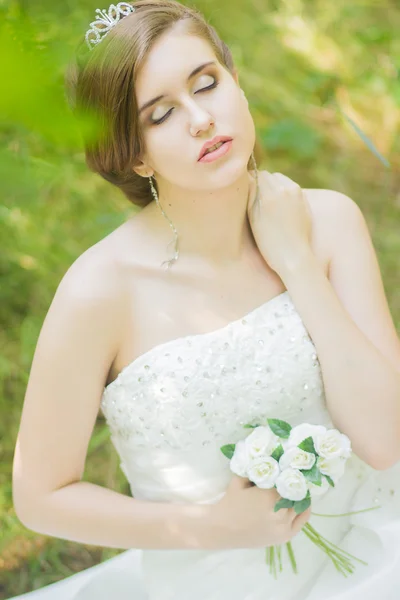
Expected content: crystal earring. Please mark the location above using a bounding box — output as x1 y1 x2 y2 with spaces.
148 174 180 271
250 150 261 207
147 151 260 270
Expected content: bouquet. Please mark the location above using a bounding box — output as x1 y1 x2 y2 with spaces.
220 418 377 578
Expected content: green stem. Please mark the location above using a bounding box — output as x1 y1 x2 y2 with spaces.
286 541 298 574
311 505 381 518
270 545 276 579
302 526 352 574
304 525 349 559
265 513 370 578
265 546 278 579
303 529 348 569
303 525 353 567
303 524 368 565
276 545 283 572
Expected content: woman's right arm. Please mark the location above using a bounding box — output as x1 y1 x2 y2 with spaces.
12 248 310 552
11 250 219 551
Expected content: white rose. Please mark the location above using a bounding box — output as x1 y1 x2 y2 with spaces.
230 439 250 478
279 447 316 471
314 429 352 460
308 476 331 498
286 423 327 449
317 456 346 483
275 468 308 502
247 456 280 489
245 426 280 459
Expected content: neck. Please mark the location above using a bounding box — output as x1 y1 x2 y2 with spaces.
143 169 257 271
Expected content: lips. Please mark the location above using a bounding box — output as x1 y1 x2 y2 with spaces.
198 136 233 161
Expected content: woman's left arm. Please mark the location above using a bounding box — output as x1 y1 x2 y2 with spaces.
279 189 400 471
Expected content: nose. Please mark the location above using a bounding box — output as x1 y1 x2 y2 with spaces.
188 101 215 136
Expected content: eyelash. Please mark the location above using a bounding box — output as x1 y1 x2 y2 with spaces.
150 78 219 126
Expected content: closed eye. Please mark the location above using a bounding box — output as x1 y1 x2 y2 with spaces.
150 79 219 126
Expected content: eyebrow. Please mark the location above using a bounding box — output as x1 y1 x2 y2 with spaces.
138 61 217 115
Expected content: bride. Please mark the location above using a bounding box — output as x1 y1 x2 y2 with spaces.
11 1 400 598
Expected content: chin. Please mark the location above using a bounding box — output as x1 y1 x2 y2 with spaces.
219 153 253 181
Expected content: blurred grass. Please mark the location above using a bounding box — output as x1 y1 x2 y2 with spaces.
1 0 399 596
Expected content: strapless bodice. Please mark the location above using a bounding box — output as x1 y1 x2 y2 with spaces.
100 291 370 506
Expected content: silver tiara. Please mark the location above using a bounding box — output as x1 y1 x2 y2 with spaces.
85 3 135 50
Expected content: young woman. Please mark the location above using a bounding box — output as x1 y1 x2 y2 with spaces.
11 1 400 598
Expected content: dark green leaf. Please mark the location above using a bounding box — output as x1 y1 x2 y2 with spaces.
302 464 322 485
324 475 335 487
271 444 284 462
220 444 236 459
302 463 322 485
274 498 295 512
298 436 318 456
267 419 292 439
294 493 311 514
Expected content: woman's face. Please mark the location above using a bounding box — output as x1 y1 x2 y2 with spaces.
134 28 256 192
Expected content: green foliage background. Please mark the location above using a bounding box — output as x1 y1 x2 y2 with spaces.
0 0 399 595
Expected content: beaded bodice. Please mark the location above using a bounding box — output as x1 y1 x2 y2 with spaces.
99 291 340 505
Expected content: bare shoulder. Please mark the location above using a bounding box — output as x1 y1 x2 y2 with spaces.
61 210 148 294
58 213 156 356
38 226 135 389
36 239 128 391
303 187 361 262
60 236 123 300
53 232 129 347
303 187 360 216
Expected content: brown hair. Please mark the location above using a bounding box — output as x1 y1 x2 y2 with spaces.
66 0 263 208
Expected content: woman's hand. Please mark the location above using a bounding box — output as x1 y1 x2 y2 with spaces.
210 475 311 550
247 170 314 274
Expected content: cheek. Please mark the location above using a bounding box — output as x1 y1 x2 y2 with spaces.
144 127 186 176
144 124 179 160
222 92 254 132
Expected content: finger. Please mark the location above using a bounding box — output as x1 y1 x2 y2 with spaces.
291 508 311 534
258 171 288 196
256 170 276 193
271 172 301 190
228 474 251 490
274 507 293 524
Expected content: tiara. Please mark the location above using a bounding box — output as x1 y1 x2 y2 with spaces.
85 2 135 50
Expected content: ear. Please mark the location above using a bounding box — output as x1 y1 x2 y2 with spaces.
132 160 154 178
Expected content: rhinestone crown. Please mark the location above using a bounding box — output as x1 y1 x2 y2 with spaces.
85 2 135 50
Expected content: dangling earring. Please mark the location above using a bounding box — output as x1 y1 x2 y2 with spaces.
147 152 259 270
148 174 180 271
250 150 261 207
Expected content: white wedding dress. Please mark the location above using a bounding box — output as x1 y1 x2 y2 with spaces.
10 291 400 599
